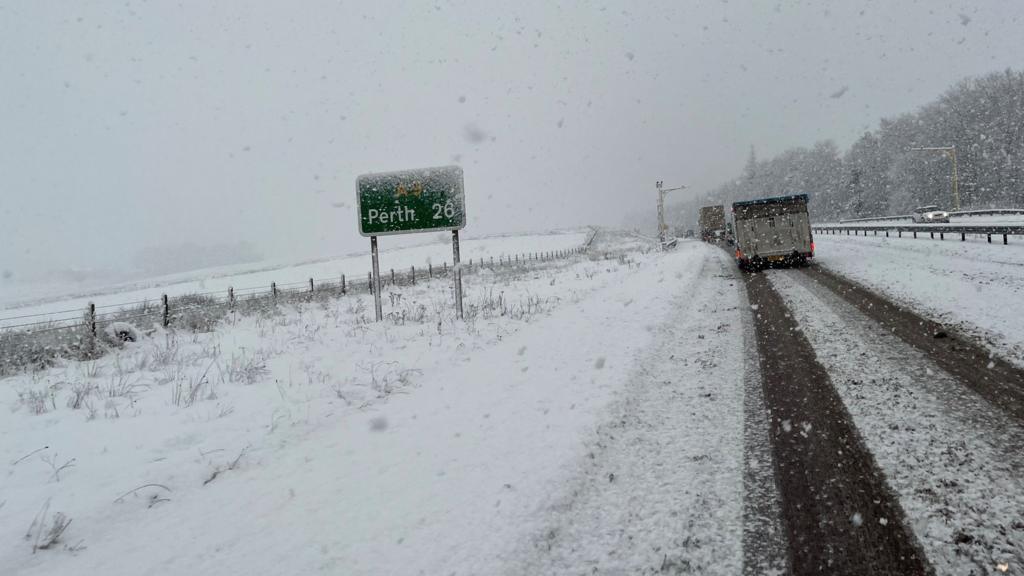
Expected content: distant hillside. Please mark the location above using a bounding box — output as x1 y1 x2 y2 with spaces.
667 69 1024 226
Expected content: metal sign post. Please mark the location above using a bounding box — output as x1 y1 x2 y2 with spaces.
370 236 383 321
452 230 464 319
356 165 466 322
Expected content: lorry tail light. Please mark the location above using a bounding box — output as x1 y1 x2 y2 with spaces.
735 248 744 259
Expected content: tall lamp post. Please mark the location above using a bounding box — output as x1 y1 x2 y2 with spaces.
909 145 960 211
655 180 687 246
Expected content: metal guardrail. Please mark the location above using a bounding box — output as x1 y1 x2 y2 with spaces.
837 208 1024 224
813 224 1024 245
838 215 908 224
950 208 1024 217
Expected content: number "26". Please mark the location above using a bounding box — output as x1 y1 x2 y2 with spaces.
432 201 456 220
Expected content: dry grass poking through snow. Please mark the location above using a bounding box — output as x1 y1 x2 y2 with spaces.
0 238 648 571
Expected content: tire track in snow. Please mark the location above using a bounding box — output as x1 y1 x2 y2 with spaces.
506 246 747 575
731 252 789 576
744 271 931 575
800 264 1024 421
771 268 1024 575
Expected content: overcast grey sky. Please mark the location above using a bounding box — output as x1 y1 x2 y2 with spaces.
2 0 1021 279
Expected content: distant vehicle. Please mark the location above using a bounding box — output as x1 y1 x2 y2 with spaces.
911 205 950 223
684 229 695 238
732 194 814 271
699 205 727 241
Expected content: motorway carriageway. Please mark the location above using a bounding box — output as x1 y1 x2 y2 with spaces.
736 252 1024 575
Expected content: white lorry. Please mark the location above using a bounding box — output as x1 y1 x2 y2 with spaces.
698 205 727 242
732 194 814 271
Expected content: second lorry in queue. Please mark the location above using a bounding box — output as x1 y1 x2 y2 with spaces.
698 205 727 242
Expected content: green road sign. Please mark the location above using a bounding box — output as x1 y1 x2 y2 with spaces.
357 165 465 236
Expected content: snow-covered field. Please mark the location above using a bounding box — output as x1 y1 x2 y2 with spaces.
0 230 589 329
1 235 746 575
813 234 1024 367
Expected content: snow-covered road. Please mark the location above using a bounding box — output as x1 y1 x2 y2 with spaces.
814 233 1024 367
769 269 1024 573
508 248 748 575
7 232 1024 575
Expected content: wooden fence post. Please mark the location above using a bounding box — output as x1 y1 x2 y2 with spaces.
271 282 277 300
158 293 168 325
428 262 433 278
368 272 373 292
228 287 235 310
87 302 97 343
390 268 395 285
309 278 314 293
341 274 346 294
411 265 416 285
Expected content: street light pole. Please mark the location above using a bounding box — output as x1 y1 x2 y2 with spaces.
655 180 687 245
909 145 960 211
950 146 960 211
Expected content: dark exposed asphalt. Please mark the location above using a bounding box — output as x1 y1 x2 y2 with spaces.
800 264 1024 424
743 270 932 575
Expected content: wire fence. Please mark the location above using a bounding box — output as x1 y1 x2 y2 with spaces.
4 229 602 330
0 241 593 358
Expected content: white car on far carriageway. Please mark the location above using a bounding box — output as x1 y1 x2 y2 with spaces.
911 205 950 224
